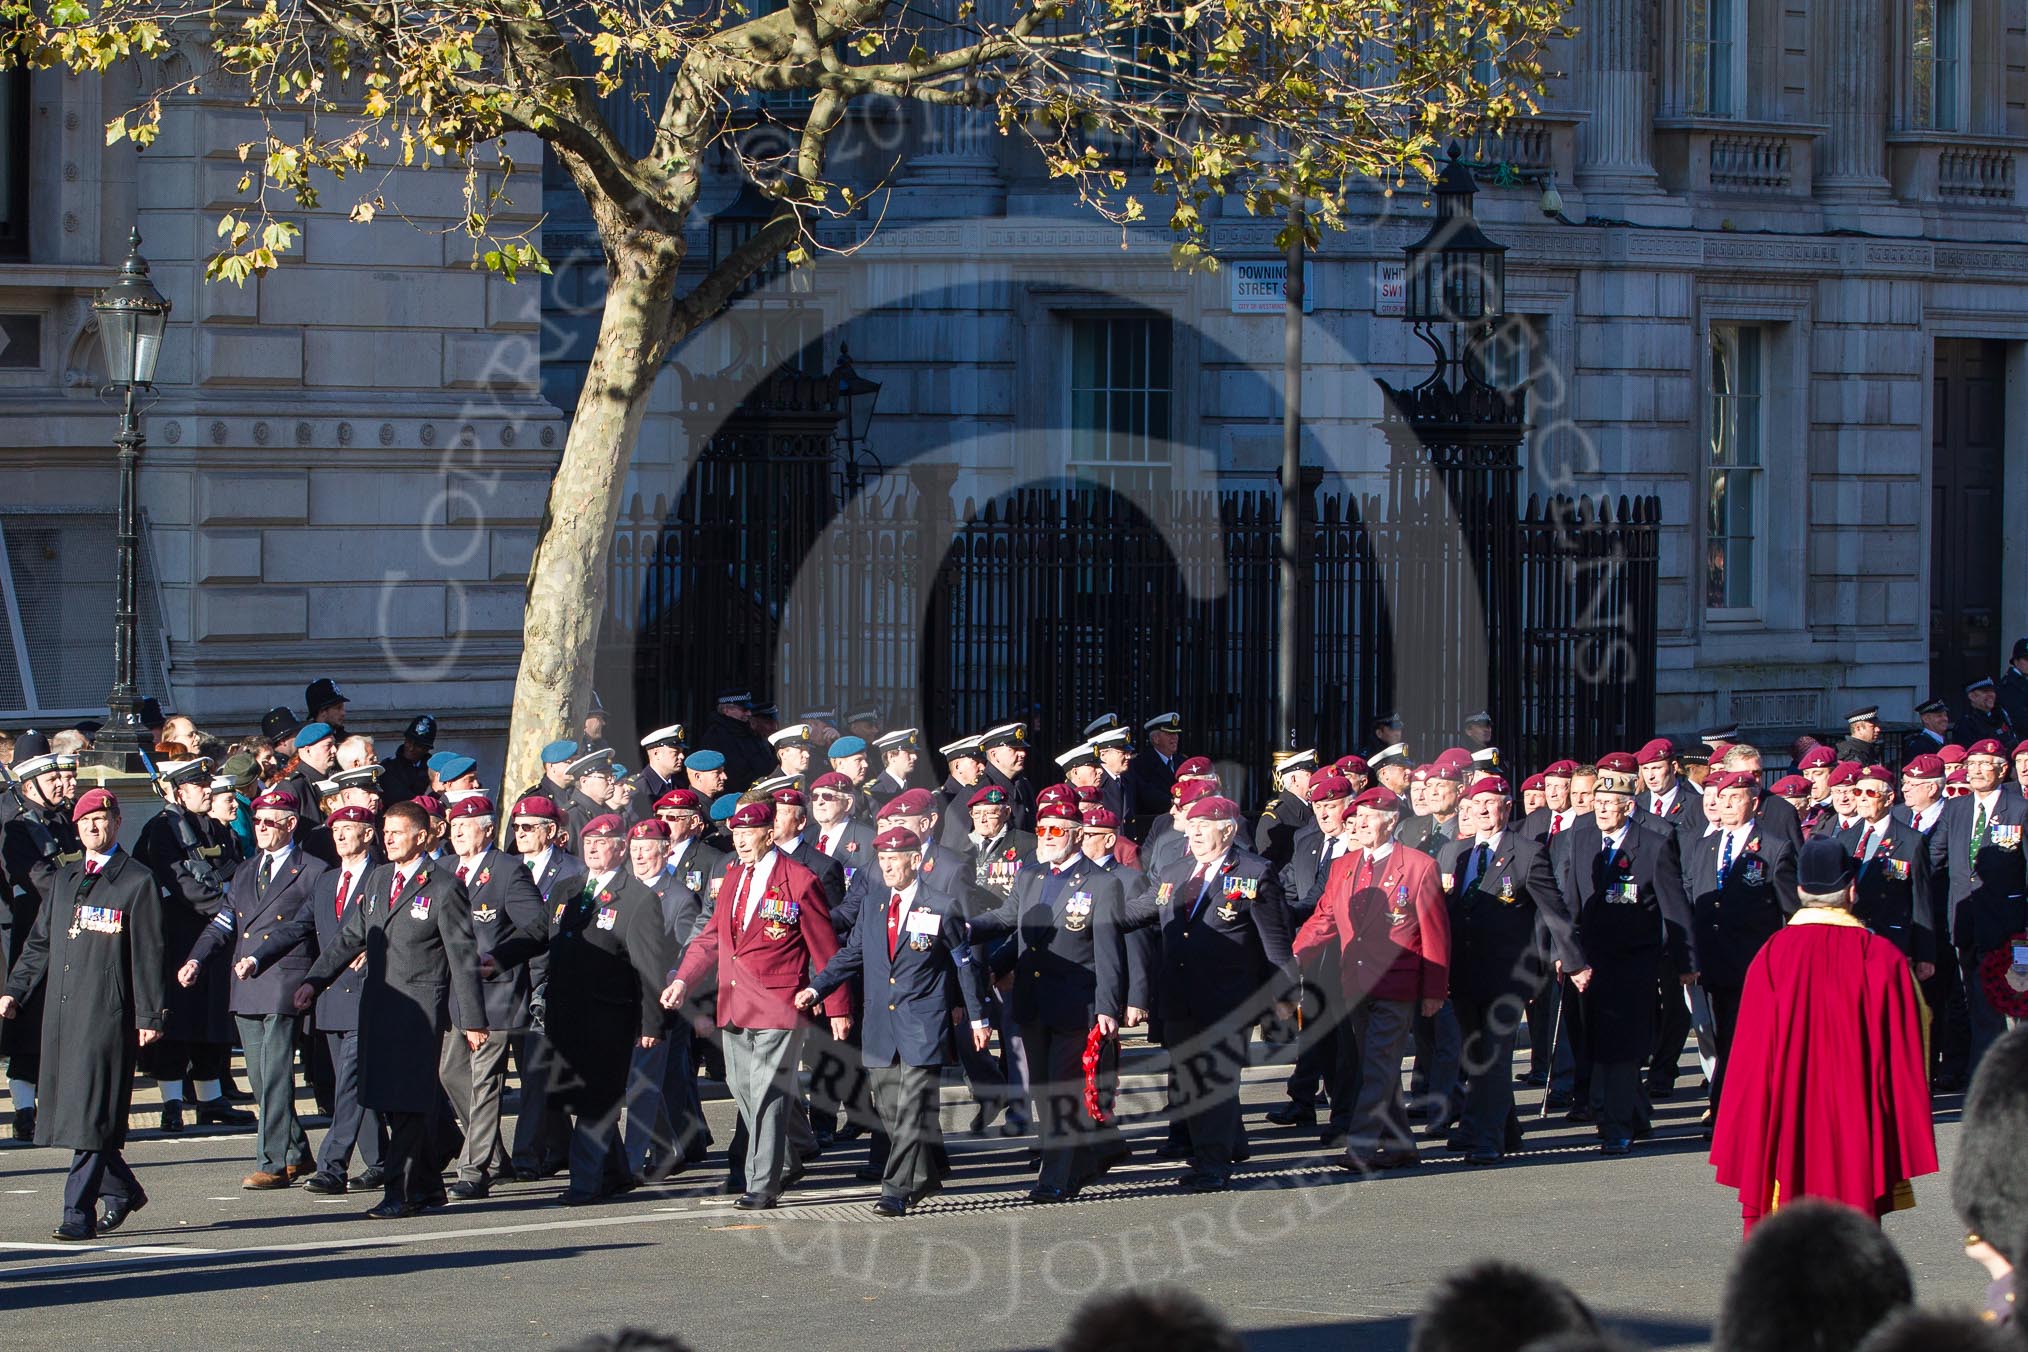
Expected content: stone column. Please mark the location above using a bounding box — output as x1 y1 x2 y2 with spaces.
1814 0 1891 200
888 0 1006 217
1573 0 1661 193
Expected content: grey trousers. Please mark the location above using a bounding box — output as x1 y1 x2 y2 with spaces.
439 1028 514 1182
868 1062 945 1202
237 1013 310 1176
624 1021 708 1174
1343 998 1416 1156
723 1024 808 1197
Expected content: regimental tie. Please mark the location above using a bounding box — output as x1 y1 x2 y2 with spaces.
1854 825 1873 865
1718 830 1735 886
1549 813 1562 838
457 864 469 884
1467 842 1489 892
258 854 274 894
334 869 352 921
1971 800 1990 873
886 891 904 958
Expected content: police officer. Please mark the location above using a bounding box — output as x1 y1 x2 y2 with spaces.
1834 706 1888 767
697 689 772 792
1903 698 1954 763
799 826 991 1217
0 789 167 1240
378 716 438 805
1255 748 1318 870
1962 678 2017 748
134 757 251 1133
303 677 349 739
1 731 80 1141
638 724 687 805
179 788 328 1187
1122 795 1294 1192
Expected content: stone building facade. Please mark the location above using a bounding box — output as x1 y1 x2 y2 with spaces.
4 0 2026 760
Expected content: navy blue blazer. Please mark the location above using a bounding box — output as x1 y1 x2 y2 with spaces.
251 851 377 1031
189 847 329 1017
810 888 987 1067
969 853 1126 1031
1121 847 1295 1027
1926 791 2028 950
452 846 547 1031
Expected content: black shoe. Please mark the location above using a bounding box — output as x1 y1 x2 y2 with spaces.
1091 1145 1132 1179
1518 1071 1547 1086
557 1190 603 1207
734 1191 778 1211
854 1163 885 1183
1646 1081 1675 1100
365 1200 419 1219
195 1098 256 1127
1319 1126 1350 1148
1631 1121 1654 1141
779 1163 807 1191
682 1144 711 1167
301 1172 347 1195
1027 1184 1073 1204
99 1190 148 1233
510 1166 540 1183
448 1179 489 1200
907 1178 944 1206
353 1167 388 1190
1156 1138 1190 1161
224 1083 256 1104
872 1196 907 1218
1466 1151 1501 1167
1544 1090 1573 1111
1601 1138 1632 1156
1179 1172 1229 1193
159 1100 185 1134
1265 1102 1317 1127
1443 1131 1471 1152
1564 1104 1595 1124
11 1106 33 1142
52 1217 96 1241
1504 1121 1526 1153
811 1125 836 1150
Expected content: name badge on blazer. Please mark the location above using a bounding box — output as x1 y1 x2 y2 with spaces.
904 910 941 937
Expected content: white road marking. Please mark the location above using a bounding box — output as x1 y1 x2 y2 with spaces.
0 1242 220 1256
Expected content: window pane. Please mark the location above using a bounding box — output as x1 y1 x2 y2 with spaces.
1069 316 1173 474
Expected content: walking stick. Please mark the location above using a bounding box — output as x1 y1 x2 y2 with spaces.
1537 986 1563 1121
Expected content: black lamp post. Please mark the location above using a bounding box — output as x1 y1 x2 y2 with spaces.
830 344 882 494
92 228 171 765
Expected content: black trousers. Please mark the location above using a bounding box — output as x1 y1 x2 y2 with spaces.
1453 995 1522 1155
1591 1060 1649 1143
1021 1022 1110 1191
64 1149 140 1228
316 1029 384 1176
1925 956 1970 1083
1164 1012 1251 1178
1705 985 1743 1108
1649 960 1692 1090
510 1030 571 1174
381 1096 455 1206
138 1037 230 1086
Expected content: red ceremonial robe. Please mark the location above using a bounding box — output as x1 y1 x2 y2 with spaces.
1710 909 1937 1234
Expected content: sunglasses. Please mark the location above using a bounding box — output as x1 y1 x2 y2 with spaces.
1035 824 1073 840
1945 784 1972 797
811 792 850 804
1854 788 1889 799
254 816 293 829
513 822 549 831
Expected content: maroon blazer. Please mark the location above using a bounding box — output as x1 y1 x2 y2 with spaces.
674 849 847 1028
1293 844 1450 1005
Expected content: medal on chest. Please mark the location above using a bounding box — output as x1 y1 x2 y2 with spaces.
1062 890 1093 933
409 893 433 921
1388 881 1411 928
70 905 125 939
595 905 619 931
684 868 704 892
759 888 799 941
1994 824 2023 850
1215 873 1257 922
1154 881 1175 908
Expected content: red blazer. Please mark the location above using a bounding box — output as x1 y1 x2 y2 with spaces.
1292 843 1449 1005
674 850 848 1028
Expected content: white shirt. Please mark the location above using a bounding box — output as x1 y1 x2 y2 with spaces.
587 870 618 897
1913 802 1943 833
1854 817 1888 859
1717 823 1755 865
456 849 487 875
1364 842 1395 869
1973 789 2004 818
1648 786 1678 816
523 846 554 878
1599 825 1628 857
84 846 118 872
261 844 295 878
735 848 782 930
389 860 418 895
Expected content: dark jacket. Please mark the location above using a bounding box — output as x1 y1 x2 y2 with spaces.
301 856 486 1113
1439 829 1559 1004
1554 818 1691 1062
133 805 241 1044
251 852 379 1032
1121 847 1295 1028
1254 791 1315 871
970 853 1126 1031
189 846 329 1016
0 798 80 1062
1927 791 2028 951
1685 820 1799 989
4 850 166 1151
1836 817 1936 964
451 846 547 1031
810 886 988 1067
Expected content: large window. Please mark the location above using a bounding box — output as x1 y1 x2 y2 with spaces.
0 71 27 258
0 512 168 720
1684 0 1741 117
1706 324 1765 612
1069 315 1172 489
1910 0 1964 131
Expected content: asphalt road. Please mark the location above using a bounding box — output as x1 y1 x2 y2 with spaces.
0 1070 1989 1352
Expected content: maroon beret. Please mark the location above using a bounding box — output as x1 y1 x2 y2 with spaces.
1184 794 1239 822
1172 779 1217 808
1968 738 2008 758
411 793 444 818
1409 764 1431 784
1948 766 1969 785
1595 752 1639 775
328 805 375 825
727 802 772 829
1071 785 1103 804
1902 754 1944 781
1425 759 1466 783
72 787 118 822
1036 798 1082 826
1940 744 1968 765
1520 773 1545 793
1710 771 1757 793
1542 760 1577 779
512 794 560 822
808 772 854 793
251 789 300 814
873 826 923 852
2015 740 2028 760
1333 754 1370 777
1464 775 1509 799
1079 805 1121 830
653 788 702 812
1308 770 1352 803
1351 786 1403 813
1857 765 1893 786
1635 738 1675 765
1827 762 1862 787
1176 756 1216 779
445 795 494 821
877 788 936 818
627 818 670 840
1035 783 1077 806
1432 748 1474 775
967 785 1011 809
770 787 806 808
580 813 626 838
1769 775 1810 798
1797 745 1837 771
